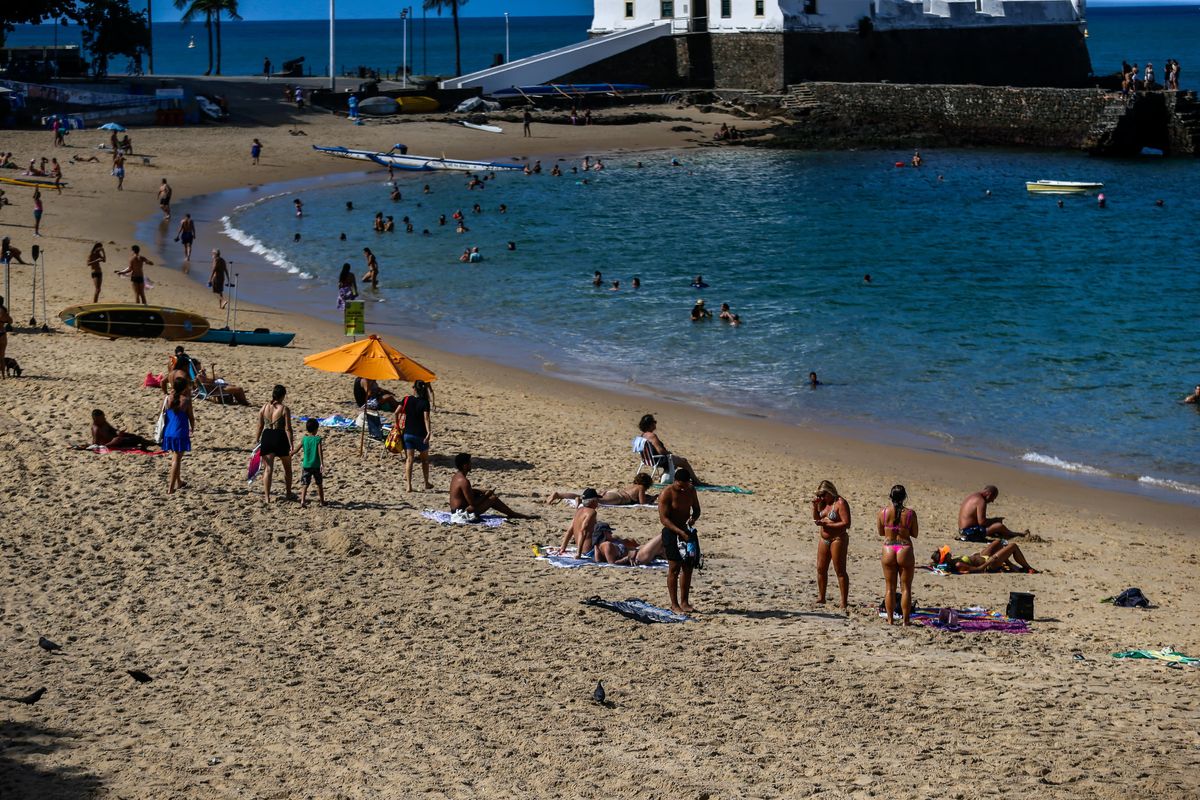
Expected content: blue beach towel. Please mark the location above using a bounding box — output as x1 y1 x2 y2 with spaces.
582 596 689 624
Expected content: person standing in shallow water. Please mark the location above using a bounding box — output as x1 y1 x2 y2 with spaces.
812 479 851 609
337 263 358 308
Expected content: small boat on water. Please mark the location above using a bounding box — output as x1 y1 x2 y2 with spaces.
1025 180 1105 194
312 144 522 172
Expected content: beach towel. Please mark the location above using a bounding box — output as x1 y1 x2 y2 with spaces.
246 445 262 485
421 509 506 528
298 414 359 429
582 596 689 624
533 545 668 570
653 482 753 494
565 498 657 510
74 444 165 456
1111 647 1199 666
878 606 1030 633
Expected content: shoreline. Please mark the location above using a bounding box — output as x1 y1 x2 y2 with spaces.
160 159 1200 511
3 93 1198 798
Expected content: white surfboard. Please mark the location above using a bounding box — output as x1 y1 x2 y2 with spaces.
461 121 503 134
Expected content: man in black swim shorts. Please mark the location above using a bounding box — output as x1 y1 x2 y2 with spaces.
957 485 1028 542
658 467 702 614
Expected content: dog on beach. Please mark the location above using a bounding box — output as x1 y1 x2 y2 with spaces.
3 357 22 377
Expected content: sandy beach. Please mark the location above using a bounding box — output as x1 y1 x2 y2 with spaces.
1 79 1197 799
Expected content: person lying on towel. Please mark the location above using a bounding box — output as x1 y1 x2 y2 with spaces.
932 542 1039 574
91 409 158 450
544 474 658 506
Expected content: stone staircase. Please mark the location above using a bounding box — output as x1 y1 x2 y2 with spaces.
782 83 824 113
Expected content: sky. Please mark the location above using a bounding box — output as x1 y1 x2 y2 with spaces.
149 0 594 21
141 0 1193 22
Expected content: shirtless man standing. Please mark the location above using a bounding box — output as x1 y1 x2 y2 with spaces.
557 487 600 555
957 485 1027 542
448 452 534 519
209 249 229 308
658 467 701 614
158 178 172 220
116 245 153 304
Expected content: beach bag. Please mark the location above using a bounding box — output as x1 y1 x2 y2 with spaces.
1111 587 1150 608
384 425 404 454
153 404 166 445
682 529 703 570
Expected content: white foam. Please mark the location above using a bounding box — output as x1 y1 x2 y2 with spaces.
220 215 303 276
1137 475 1200 496
1020 452 1111 477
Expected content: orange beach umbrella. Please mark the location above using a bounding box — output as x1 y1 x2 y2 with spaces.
303 334 436 382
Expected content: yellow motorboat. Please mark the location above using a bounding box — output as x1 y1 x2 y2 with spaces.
1025 180 1104 195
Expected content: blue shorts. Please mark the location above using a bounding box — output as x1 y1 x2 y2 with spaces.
402 433 428 452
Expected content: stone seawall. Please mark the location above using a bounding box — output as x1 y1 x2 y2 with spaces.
755 83 1200 156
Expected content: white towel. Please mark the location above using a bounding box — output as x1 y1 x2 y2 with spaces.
421 509 506 527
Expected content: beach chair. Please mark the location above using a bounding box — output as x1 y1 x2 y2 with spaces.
632 436 674 484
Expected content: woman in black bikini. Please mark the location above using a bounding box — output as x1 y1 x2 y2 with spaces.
877 485 918 625
255 384 294 503
87 242 105 303
812 479 851 609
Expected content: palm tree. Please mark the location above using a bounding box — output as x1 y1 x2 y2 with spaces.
424 0 468 77
212 0 242 75
174 0 213 75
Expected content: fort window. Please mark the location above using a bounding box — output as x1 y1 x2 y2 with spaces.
660 0 674 17
624 1 635 17
720 0 731 17
755 0 766 15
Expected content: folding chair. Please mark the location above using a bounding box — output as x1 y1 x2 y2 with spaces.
632 436 674 484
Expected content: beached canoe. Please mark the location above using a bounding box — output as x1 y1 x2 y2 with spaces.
397 95 438 113
60 303 210 341
0 174 65 189
1025 180 1105 194
461 121 503 134
312 144 521 172
195 328 296 347
358 96 399 115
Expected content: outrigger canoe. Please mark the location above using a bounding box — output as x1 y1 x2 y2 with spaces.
1025 180 1104 194
195 328 296 347
312 144 522 172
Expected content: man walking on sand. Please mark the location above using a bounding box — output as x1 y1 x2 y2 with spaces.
659 467 701 614
158 179 172 220
209 249 229 308
957 485 1028 542
116 245 153 304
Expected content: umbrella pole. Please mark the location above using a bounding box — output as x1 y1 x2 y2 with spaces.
359 406 366 456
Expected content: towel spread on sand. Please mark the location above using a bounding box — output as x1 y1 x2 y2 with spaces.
653 482 753 494
582 596 689 623
565 498 657 510
878 606 1030 633
421 509 506 527
1111 647 1199 666
74 445 165 456
534 546 668 570
298 414 358 429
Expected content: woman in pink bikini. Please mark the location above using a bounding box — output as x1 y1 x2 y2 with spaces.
877 485 918 625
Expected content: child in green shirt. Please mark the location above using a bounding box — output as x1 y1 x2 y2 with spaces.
292 418 326 507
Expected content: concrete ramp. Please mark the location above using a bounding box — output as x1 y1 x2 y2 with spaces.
441 22 671 95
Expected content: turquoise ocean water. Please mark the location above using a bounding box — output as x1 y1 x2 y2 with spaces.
123 5 1200 501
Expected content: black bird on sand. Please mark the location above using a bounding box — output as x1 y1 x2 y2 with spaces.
4 687 47 705
592 680 606 705
38 636 62 653
127 670 153 684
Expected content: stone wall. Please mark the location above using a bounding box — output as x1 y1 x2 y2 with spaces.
790 83 1114 149
557 37 687 88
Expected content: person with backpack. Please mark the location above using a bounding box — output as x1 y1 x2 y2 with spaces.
395 380 434 492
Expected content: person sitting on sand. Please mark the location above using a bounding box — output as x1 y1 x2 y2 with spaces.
638 414 700 484
353 377 398 412
449 452 535 519
545 474 658 506
1182 385 1200 405
932 541 1038 574
558 487 601 554
590 522 638 564
193 366 250 406
958 485 1027 542
91 409 158 450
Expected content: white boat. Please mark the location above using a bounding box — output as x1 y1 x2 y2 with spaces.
1025 180 1104 194
461 121 503 134
312 144 522 172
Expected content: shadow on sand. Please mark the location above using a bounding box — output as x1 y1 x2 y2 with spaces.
0 720 103 799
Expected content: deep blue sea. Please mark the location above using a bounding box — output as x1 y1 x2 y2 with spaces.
91 4 1195 502
6 7 1200 85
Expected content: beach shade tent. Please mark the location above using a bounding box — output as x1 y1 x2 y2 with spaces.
303 334 436 452
97 122 126 131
